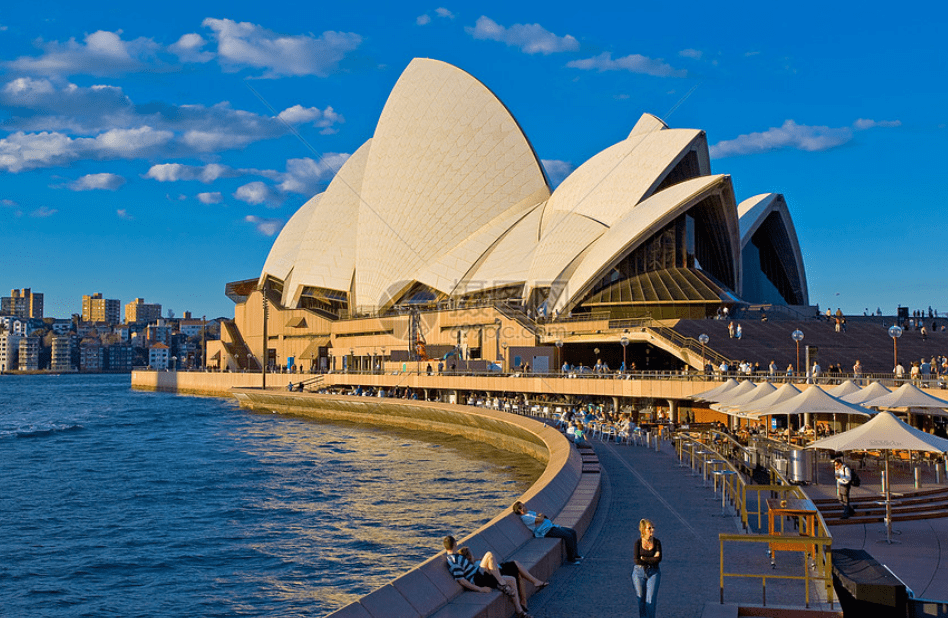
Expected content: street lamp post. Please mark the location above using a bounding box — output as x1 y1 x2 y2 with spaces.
171 355 177 372
555 339 563 372
889 325 903 370
791 329 804 378
494 318 502 366
620 333 629 374
501 342 508 374
698 333 709 374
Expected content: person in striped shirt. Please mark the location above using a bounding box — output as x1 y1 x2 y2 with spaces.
443 535 541 618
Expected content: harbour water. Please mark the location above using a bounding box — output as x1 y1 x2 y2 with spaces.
0 374 543 617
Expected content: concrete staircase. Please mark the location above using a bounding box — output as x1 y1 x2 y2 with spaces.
813 486 948 526
673 318 947 375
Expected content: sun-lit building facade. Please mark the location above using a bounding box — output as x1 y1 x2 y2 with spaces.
214 58 808 372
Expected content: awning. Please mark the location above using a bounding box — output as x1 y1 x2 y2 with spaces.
299 337 331 359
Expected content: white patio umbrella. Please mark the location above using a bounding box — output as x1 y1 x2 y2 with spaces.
807 411 948 542
703 380 758 404
827 380 863 398
712 382 777 428
690 378 739 402
738 383 802 431
860 383 948 419
841 381 891 405
750 386 872 443
712 382 777 411
740 383 802 413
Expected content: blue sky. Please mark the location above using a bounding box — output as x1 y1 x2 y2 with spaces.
1 1 945 319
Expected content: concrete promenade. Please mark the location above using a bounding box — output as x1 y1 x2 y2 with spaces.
525 435 948 617
523 436 833 618
805 477 948 601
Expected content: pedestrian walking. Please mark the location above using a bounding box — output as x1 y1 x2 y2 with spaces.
834 458 856 519
633 518 662 618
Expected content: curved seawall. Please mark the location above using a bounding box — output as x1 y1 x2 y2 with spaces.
230 389 601 618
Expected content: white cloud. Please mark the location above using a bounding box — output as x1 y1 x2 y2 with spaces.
567 52 687 77
436 8 455 18
0 131 77 172
31 206 58 218
853 118 902 130
709 120 854 158
182 129 257 151
0 127 171 173
145 162 237 183
245 214 283 236
541 159 573 188
93 126 173 155
468 16 578 55
0 78 344 169
417 14 432 26
197 191 223 204
170 33 215 63
69 172 126 191
679 48 702 60
116 208 133 220
234 181 279 206
6 30 160 76
202 18 362 77
277 104 344 133
278 154 350 194
2 198 22 217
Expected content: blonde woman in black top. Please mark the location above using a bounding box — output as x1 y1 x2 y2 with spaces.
632 518 661 618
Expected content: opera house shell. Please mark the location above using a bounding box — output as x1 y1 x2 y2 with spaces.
257 58 807 322
217 58 809 372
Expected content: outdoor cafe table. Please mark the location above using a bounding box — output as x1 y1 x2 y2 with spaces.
766 498 818 565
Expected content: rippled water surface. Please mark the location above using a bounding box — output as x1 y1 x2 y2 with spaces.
0 374 543 617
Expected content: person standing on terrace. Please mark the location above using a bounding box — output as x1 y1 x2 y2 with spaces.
633 518 662 618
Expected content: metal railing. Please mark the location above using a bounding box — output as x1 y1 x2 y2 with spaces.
718 533 834 608
675 430 835 610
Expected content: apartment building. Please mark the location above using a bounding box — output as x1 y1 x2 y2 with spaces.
18 337 40 371
1 288 43 319
149 342 170 370
125 298 162 324
0 333 21 371
51 335 75 372
82 293 120 325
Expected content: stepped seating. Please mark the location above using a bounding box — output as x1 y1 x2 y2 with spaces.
812 486 948 526
672 318 947 375
328 436 601 618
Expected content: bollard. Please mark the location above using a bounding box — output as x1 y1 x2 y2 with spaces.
915 466 922 489
654 433 660 452
937 461 941 485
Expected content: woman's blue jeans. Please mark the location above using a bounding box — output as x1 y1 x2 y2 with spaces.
632 564 660 618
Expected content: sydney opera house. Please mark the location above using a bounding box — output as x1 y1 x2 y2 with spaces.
210 59 809 374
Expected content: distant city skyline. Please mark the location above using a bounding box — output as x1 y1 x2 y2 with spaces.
2 2 945 318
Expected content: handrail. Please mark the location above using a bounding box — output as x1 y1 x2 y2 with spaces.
642 324 735 369
719 533 834 608
677 430 835 609
494 302 539 335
